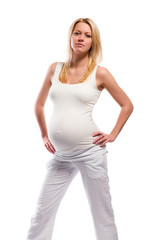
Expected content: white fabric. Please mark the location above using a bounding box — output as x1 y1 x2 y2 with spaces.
26 144 119 240
48 62 103 152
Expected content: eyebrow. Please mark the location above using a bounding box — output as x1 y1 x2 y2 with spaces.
74 30 91 34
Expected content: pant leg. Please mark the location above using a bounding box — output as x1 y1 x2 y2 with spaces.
26 157 79 240
76 148 119 240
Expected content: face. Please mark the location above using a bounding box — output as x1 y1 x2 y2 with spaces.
71 22 92 54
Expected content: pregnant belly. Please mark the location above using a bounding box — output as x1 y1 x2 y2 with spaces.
48 116 99 151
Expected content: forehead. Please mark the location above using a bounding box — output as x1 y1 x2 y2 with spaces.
73 22 92 33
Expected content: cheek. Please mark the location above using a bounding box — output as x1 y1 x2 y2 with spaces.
86 39 92 48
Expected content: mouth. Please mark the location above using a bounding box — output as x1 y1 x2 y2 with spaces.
76 43 84 46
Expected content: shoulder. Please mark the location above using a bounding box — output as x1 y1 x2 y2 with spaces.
43 62 59 84
50 61 64 74
96 66 110 78
49 61 59 74
96 65 120 92
47 62 61 84
96 66 111 89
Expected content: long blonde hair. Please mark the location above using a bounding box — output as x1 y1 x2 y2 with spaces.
59 18 103 83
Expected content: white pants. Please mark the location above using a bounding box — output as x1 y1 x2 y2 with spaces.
26 144 119 240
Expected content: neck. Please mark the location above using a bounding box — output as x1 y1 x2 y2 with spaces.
71 52 89 69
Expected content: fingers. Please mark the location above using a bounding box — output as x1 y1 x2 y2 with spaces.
45 143 55 153
92 131 107 146
93 132 117 146
93 137 106 146
43 137 56 154
92 131 115 147
100 138 109 146
92 131 101 137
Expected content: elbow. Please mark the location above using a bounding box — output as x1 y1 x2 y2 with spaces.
127 101 134 115
34 102 43 115
130 101 134 113
122 101 134 115
34 103 38 116
132 104 134 112
34 101 38 113
34 103 37 114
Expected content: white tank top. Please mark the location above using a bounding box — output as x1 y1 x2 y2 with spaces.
48 61 103 152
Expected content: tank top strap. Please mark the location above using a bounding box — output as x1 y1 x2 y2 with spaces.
88 64 100 90
92 64 99 77
51 62 63 83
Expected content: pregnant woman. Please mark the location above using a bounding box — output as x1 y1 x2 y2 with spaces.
26 17 133 240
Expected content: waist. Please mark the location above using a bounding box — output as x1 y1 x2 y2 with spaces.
53 144 107 162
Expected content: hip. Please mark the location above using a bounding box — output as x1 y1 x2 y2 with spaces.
51 143 107 162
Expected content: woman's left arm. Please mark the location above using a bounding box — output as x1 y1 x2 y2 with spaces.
92 67 134 146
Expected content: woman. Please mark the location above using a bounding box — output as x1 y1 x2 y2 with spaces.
26 18 133 240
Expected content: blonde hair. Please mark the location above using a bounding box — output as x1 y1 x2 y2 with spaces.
59 17 103 83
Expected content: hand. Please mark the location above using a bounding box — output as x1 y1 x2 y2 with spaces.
42 136 56 154
92 131 117 147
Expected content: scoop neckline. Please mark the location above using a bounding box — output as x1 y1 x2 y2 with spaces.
57 63 98 85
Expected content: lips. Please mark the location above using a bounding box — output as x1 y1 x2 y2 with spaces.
76 43 84 46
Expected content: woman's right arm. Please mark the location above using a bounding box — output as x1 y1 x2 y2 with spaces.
34 62 58 154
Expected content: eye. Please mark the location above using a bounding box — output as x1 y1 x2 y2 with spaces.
74 32 79 35
86 35 91 38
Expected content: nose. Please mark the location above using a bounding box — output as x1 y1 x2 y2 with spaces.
78 33 84 41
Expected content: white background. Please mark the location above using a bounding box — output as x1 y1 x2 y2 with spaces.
0 0 159 240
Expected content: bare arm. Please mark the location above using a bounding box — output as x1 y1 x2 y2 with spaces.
34 62 58 153
92 67 134 146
